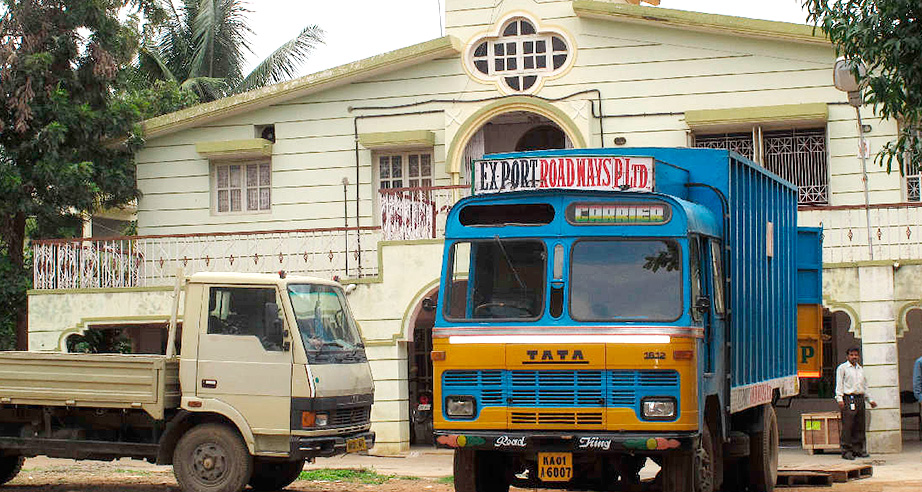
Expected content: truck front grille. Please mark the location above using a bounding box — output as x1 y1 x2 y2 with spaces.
442 369 680 409
332 406 370 426
510 411 604 426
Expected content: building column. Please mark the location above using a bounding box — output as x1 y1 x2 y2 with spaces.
857 265 901 453
365 342 410 455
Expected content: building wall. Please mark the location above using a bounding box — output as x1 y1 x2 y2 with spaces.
28 0 919 453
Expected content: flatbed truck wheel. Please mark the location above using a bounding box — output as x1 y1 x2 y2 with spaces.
173 423 253 492
749 404 779 492
249 458 304 491
453 449 510 492
0 455 23 485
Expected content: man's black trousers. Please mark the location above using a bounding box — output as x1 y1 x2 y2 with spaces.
840 394 867 456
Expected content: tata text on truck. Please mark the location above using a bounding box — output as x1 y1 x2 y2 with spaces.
0 272 374 492
432 148 822 492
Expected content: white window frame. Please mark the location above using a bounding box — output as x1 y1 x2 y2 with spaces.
212 159 272 215
374 150 434 191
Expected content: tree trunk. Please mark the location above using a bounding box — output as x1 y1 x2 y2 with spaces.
4 212 28 351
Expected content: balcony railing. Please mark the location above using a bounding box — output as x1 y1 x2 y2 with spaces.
379 185 470 240
798 203 922 264
32 226 381 290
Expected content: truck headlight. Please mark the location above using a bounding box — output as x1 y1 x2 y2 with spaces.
445 396 476 418
315 412 329 426
641 398 677 420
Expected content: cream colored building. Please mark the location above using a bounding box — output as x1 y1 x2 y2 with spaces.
28 0 922 454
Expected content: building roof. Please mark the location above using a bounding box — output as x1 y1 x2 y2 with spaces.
572 1 828 45
142 36 463 140
142 3 829 140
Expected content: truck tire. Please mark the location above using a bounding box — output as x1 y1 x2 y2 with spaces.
248 458 304 491
0 455 24 485
749 404 779 492
695 426 716 492
454 449 510 492
173 423 253 492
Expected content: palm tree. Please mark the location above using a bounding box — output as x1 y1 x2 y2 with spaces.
138 0 323 101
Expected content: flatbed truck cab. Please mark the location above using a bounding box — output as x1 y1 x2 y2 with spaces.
433 148 818 492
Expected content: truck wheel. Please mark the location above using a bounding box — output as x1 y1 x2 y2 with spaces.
0 455 24 485
454 449 510 492
249 458 304 491
749 404 779 492
173 423 252 492
695 426 716 492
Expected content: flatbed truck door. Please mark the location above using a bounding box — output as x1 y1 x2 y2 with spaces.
197 285 293 440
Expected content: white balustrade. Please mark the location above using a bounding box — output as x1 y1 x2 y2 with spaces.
798 204 922 264
32 227 382 290
379 185 470 240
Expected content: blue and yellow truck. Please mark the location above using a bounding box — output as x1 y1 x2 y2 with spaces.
431 148 822 492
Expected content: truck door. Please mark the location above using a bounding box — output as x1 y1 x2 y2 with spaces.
197 285 293 439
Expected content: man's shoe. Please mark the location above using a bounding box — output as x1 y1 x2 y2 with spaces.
857 452 870 458
842 453 855 460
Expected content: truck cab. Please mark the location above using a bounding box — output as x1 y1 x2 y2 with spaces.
179 273 375 460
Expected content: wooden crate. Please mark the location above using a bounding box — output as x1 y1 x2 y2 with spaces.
801 411 841 454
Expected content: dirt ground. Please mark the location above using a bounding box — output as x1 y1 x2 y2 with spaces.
4 457 920 492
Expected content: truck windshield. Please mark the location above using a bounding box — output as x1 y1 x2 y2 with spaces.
444 239 546 320
287 284 364 356
570 239 682 321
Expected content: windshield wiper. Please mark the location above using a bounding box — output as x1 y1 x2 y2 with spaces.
493 235 526 290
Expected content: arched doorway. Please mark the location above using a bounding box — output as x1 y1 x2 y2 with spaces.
407 288 439 445
898 307 922 440
460 110 572 185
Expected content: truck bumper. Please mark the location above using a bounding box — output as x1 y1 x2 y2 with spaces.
293 430 375 459
433 430 695 454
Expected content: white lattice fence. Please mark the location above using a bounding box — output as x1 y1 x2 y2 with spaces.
799 205 922 264
379 185 469 240
32 227 382 290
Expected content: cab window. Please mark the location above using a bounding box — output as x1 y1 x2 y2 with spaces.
569 239 682 321
444 239 546 320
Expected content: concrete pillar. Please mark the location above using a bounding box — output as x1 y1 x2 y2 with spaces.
366 342 410 455
857 265 901 453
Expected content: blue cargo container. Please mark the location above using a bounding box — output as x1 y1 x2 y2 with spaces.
434 147 815 492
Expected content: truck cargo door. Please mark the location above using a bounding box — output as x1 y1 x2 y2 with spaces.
197 285 293 437
796 227 823 378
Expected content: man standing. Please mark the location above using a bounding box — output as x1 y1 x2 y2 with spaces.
835 347 877 460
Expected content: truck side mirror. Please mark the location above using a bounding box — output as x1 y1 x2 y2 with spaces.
695 296 711 314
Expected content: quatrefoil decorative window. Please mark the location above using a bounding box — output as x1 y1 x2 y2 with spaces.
466 16 573 94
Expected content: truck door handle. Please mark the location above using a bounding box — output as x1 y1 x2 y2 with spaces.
201 379 218 389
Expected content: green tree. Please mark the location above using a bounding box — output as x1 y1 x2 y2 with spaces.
138 0 324 101
804 0 922 172
0 0 166 349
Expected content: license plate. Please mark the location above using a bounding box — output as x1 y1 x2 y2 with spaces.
417 403 431 411
345 437 367 453
538 452 572 482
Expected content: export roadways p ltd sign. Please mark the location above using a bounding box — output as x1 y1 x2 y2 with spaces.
472 155 655 195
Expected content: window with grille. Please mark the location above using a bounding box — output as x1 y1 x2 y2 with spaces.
377 152 433 189
906 160 921 202
694 127 828 205
469 18 571 93
214 161 271 213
